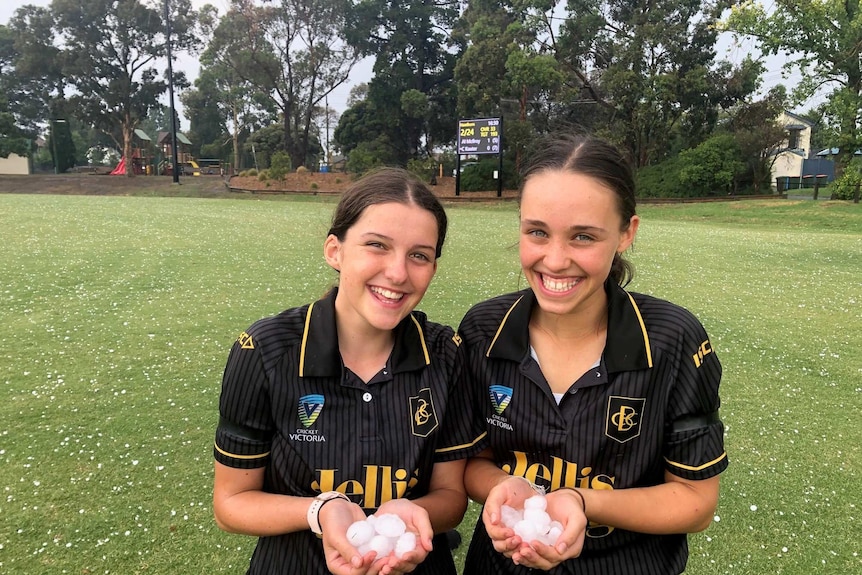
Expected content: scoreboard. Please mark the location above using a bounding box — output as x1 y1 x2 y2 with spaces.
457 118 501 155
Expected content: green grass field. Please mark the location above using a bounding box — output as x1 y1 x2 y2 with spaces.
1 194 859 574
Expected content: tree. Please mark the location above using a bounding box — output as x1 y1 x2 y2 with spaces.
208 0 358 169
51 0 198 176
724 0 862 177
553 0 758 167
338 0 460 164
726 87 788 193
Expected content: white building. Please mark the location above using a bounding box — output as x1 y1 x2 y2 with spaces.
770 111 814 190
0 152 30 175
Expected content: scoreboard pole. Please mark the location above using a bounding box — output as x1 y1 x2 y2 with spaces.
496 116 503 197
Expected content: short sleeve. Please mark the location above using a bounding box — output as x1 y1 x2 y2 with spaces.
663 320 728 480
213 331 274 469
433 331 488 462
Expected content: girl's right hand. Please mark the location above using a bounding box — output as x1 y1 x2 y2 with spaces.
321 499 380 575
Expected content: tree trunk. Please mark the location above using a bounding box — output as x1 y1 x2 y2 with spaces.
122 122 134 178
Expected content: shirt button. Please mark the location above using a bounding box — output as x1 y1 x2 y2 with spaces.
362 392 372 403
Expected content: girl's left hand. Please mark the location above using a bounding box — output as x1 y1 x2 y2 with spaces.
509 488 587 570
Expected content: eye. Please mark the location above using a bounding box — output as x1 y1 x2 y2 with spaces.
410 251 433 263
573 233 595 242
525 228 548 238
366 241 386 249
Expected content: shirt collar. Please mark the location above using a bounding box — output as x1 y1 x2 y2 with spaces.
485 281 653 373
298 288 432 378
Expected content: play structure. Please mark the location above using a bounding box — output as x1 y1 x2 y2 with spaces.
109 129 222 176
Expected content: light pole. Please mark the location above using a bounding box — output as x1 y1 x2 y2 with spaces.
164 0 179 184
51 119 66 175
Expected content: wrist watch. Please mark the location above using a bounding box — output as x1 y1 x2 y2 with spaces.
306 491 349 535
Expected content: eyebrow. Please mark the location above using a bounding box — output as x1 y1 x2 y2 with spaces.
520 219 607 233
361 232 436 252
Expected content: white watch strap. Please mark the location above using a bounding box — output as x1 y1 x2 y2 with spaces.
306 491 349 535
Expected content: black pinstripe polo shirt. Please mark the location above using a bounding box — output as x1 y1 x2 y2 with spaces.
214 288 485 575
458 281 728 575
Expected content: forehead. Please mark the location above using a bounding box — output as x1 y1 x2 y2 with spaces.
520 171 620 221
350 202 438 240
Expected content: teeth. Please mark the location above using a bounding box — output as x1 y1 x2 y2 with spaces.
542 276 578 292
371 286 404 300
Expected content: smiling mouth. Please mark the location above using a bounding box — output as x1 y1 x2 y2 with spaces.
370 286 405 302
540 274 580 293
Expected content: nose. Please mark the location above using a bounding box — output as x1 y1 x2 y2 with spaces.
543 239 571 271
384 254 409 284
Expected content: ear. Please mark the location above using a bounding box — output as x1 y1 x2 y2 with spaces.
617 215 640 253
323 234 342 272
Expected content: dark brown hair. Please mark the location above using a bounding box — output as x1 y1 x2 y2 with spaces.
328 167 448 258
519 134 636 286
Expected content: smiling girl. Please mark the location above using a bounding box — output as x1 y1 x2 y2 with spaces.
458 134 728 574
213 168 482 575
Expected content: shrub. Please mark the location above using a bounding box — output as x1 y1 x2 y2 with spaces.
244 168 258 177
296 165 309 173
310 182 319 190
268 151 292 181
459 157 517 191
831 159 862 200
258 170 269 181
335 178 342 184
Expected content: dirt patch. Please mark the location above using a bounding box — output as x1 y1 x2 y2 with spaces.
229 172 518 201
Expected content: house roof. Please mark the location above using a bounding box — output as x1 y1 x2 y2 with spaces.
134 129 152 141
783 110 814 127
156 131 192 146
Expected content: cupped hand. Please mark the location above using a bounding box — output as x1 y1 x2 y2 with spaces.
481 476 541 558
509 488 587 570
321 499 380 575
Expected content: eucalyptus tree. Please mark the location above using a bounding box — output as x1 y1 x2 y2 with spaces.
49 0 198 176
724 0 862 177
207 0 359 168
553 0 758 167
190 3 275 172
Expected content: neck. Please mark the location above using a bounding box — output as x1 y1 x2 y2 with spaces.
531 302 608 342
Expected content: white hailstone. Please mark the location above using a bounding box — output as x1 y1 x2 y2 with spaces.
346 520 375 547
513 519 539 542
368 534 395 557
500 505 521 527
524 495 547 511
523 508 551 527
394 531 417 558
546 525 563 544
349 512 418 560
374 513 407 538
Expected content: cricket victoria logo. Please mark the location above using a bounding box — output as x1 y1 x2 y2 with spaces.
488 384 514 431
292 394 327 442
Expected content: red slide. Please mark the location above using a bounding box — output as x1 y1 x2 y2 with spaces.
110 158 126 175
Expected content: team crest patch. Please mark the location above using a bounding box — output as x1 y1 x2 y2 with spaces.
298 394 325 428
489 385 512 416
605 396 645 443
409 388 438 437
